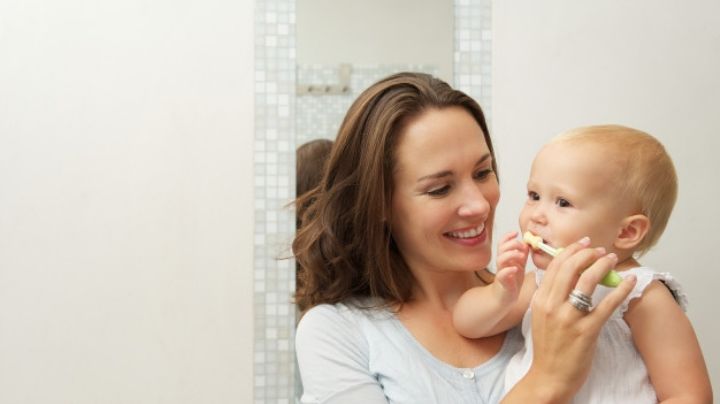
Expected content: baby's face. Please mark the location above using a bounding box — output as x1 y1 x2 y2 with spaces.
519 141 633 269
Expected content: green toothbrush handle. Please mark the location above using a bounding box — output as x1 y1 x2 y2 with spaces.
600 270 622 287
556 247 621 287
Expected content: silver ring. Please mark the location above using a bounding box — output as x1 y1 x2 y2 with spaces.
570 289 592 305
568 289 593 313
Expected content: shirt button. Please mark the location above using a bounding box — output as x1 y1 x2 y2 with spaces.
462 370 475 380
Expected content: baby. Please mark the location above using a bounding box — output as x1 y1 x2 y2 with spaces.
453 125 712 402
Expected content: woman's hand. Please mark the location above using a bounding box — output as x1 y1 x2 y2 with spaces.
503 237 637 403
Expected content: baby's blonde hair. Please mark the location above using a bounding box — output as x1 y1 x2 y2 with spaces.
552 125 678 256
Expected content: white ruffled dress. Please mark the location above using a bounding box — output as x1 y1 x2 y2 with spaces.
504 266 688 404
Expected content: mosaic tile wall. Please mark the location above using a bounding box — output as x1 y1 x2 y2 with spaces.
455 0 493 119
254 1 490 403
254 1 297 403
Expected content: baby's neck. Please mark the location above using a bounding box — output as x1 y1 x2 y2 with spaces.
615 256 641 271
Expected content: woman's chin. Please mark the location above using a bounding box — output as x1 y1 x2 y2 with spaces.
449 250 492 273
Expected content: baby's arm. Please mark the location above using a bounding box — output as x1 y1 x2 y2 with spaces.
625 281 712 403
453 231 535 338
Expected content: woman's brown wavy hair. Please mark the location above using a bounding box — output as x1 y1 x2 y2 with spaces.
293 72 496 313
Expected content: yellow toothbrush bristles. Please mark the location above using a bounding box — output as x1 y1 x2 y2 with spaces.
522 231 541 248
523 231 563 256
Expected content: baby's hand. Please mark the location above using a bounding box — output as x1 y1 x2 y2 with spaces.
493 231 530 303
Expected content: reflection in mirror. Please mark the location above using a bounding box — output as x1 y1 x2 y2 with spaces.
293 1 453 401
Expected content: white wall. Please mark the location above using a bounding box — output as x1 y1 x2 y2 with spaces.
296 0 454 83
0 0 255 402
493 0 719 392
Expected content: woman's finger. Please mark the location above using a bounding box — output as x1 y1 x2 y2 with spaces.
539 236 591 294
546 247 604 307
573 252 618 297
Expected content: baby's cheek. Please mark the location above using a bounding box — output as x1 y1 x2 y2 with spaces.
517 212 528 229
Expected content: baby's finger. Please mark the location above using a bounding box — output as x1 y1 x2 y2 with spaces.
497 250 526 265
495 267 521 294
495 266 518 282
508 238 529 252
497 232 519 249
498 239 528 257
500 231 519 243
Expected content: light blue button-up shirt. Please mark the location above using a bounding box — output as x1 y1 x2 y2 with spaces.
296 301 522 404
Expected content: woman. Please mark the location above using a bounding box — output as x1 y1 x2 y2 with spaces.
293 72 636 403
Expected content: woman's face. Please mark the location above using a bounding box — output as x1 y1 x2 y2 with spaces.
390 107 499 275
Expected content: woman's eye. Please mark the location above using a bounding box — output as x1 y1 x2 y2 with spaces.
528 191 540 201
557 198 572 207
427 185 450 196
473 169 493 181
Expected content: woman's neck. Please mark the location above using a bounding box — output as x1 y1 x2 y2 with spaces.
406 268 484 311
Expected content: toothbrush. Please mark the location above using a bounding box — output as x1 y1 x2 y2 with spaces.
523 231 622 287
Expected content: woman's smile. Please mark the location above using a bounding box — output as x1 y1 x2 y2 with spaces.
444 223 487 246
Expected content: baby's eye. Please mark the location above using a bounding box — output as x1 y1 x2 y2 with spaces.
427 185 451 197
527 191 540 201
556 198 572 208
473 168 494 181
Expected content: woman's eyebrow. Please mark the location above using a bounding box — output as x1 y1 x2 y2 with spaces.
417 170 452 182
416 153 492 183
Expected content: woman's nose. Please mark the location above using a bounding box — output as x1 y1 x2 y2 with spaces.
457 184 490 218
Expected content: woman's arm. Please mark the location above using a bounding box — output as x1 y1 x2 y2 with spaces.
502 238 637 403
625 281 712 403
296 305 388 404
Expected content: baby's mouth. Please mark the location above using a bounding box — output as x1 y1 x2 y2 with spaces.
527 231 554 251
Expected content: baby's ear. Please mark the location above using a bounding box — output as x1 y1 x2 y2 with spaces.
615 214 650 250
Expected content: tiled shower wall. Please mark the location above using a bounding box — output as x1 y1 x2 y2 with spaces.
254 1 491 403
